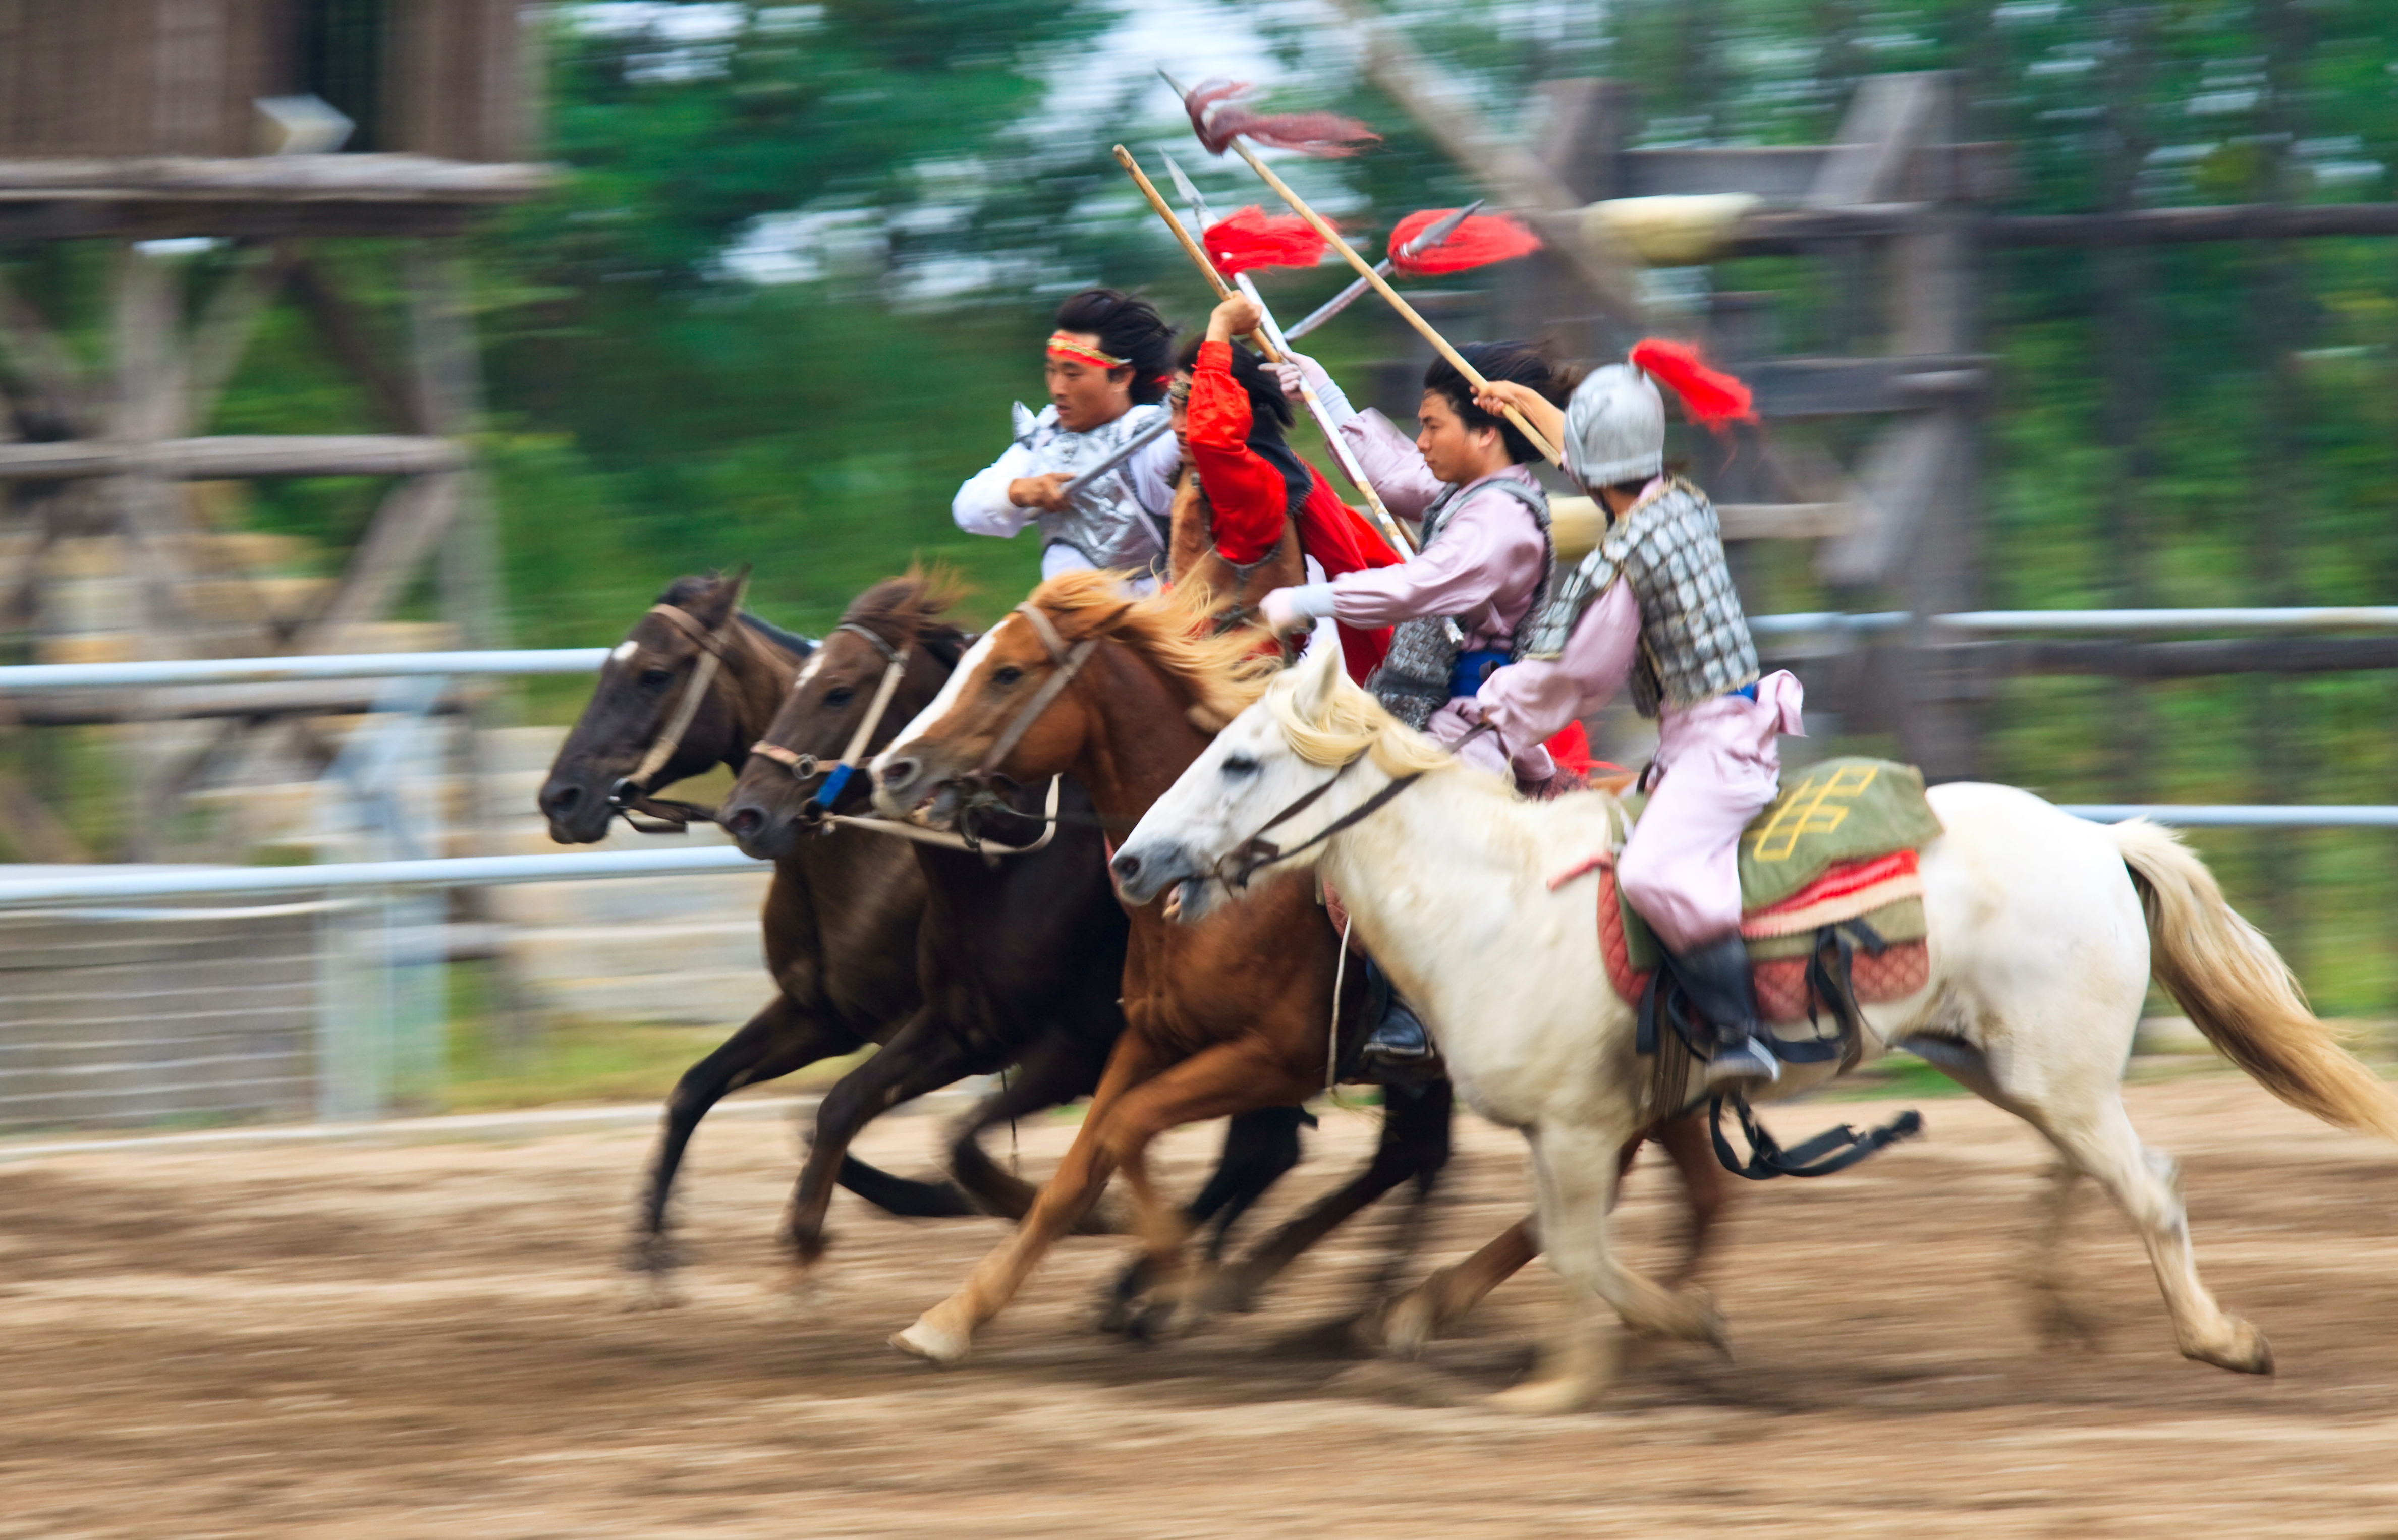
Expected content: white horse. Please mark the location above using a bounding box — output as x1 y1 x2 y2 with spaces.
1108 636 2398 1412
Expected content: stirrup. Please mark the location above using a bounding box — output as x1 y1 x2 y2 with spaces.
1702 1036 1780 1091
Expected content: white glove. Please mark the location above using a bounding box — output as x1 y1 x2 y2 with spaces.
1273 359 1309 402
1260 582 1336 638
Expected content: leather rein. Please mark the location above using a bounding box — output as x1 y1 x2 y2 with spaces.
1214 755 1423 891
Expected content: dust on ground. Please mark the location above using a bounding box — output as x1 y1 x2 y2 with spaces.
1 1076 2393 1538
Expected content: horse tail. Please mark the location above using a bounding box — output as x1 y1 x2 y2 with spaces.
2108 818 2398 1140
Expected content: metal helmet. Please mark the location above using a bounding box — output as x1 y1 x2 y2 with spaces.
1563 363 1664 488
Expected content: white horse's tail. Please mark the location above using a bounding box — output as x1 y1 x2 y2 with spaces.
2109 819 2398 1140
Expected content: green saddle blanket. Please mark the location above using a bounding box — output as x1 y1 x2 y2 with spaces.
1614 757 1943 971
1618 755 1943 911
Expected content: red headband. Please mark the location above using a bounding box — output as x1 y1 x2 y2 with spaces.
1047 333 1128 370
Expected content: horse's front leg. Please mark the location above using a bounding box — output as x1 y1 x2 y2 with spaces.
784 1007 977 1272
1492 1123 1725 1415
627 993 868 1302
891 1026 1173 1366
1089 1037 1325 1338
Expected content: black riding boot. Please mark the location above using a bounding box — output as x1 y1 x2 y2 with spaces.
1670 934 1780 1092
1358 957 1438 1081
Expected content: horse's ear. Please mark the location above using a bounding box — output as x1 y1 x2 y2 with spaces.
1290 631 1345 722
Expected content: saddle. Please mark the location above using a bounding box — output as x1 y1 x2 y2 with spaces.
1562 757 1944 1035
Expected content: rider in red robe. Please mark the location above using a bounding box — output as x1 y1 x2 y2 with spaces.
1178 296 1401 682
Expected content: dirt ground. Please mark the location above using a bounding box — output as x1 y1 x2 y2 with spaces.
1 1074 2394 1539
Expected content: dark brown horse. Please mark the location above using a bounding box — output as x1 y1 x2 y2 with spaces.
538 574 973 1290
869 572 1730 1365
716 574 1315 1273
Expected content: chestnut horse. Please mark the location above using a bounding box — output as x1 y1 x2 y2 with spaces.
869 572 1730 1365
717 573 1312 1270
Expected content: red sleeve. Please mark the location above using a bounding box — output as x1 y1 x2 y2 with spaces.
1187 340 1289 565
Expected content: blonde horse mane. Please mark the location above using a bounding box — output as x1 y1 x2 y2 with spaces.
1026 568 1281 726
1263 656 1512 795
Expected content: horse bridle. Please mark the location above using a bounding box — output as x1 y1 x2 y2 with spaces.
1213 756 1423 891
750 620 912 821
750 610 1067 858
606 576 752 832
941 602 1102 852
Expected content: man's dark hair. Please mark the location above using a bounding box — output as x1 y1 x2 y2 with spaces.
1423 342 1583 465
1054 288 1177 406
1175 334 1295 433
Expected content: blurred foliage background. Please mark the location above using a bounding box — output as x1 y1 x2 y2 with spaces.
12 0 2398 1009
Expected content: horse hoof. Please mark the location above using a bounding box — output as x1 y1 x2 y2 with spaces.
2189 1319 2274 1376
618 1272 682 1313
1379 1290 1439 1360
1486 1376 1600 1416
891 1317 972 1366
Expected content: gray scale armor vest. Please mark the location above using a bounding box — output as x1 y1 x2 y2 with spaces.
1520 478 1758 718
1366 475 1552 730
1013 402 1167 572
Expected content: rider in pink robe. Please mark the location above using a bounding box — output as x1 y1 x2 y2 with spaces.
1470 346 1799 1090
1472 567 1804 951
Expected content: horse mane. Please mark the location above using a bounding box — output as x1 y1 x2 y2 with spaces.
653 573 815 659
1266 661 1510 794
840 565 973 661
1028 568 1279 725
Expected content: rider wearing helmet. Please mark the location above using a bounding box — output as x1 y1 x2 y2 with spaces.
1469 347 1805 1092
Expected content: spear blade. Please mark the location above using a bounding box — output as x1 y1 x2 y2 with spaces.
1284 199 1486 340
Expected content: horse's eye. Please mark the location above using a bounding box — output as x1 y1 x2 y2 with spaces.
824 686 855 707
639 668 673 689
1222 755 1259 777
992 665 1025 687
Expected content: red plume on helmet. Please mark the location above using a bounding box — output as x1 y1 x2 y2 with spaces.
1183 79 1380 158
1628 338 1757 431
1202 207 1328 276
1387 209 1543 275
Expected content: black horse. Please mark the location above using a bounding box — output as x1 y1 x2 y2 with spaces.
718 573 1311 1274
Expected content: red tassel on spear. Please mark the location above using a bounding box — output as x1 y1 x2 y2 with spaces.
1182 79 1380 158
1386 208 1543 276
1201 206 1329 276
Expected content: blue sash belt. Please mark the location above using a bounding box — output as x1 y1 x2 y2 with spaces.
1448 649 1511 700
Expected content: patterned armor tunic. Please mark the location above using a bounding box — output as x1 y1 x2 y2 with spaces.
1367 478 1552 729
1011 401 1168 572
1520 478 1758 717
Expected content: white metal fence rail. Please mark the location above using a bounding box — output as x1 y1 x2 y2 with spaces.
5 608 2393 1134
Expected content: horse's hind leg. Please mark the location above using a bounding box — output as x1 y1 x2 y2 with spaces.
628 994 867 1299
2019 1160 2105 1348
943 1028 1122 1233
2030 1092 2271 1374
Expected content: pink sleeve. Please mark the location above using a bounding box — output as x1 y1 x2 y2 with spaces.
1326 488 1544 629
1337 411 1444 520
1478 580 1640 761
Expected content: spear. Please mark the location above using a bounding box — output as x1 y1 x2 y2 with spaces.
1282 199 1482 340
1111 144 1415 555
1165 71 1565 468
1160 152 1415 555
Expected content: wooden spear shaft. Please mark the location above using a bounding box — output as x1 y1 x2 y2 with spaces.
1109 144 1416 556
1220 140 1566 468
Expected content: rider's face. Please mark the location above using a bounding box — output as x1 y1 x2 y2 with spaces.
1046 333 1135 433
1169 371 1193 463
1415 391 1508 485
